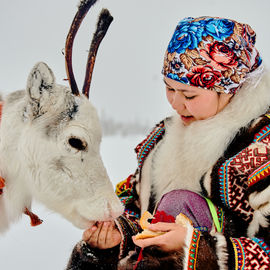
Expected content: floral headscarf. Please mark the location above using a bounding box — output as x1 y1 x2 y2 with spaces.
162 16 262 94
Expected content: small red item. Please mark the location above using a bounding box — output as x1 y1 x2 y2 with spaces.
151 210 175 224
133 248 143 270
24 207 43 226
133 211 175 269
0 176 5 195
0 176 5 188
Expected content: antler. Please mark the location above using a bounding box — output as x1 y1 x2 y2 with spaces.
65 0 113 99
82 9 113 98
65 0 98 96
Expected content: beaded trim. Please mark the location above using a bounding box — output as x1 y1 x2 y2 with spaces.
217 206 225 232
248 160 270 187
187 229 201 269
218 157 234 208
135 122 165 169
230 237 245 270
194 226 208 232
253 124 270 143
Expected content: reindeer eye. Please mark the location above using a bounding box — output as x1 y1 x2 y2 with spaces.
68 137 87 151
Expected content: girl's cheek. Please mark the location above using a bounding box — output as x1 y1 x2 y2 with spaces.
166 93 173 105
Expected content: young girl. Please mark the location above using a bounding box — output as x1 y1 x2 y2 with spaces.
67 16 270 269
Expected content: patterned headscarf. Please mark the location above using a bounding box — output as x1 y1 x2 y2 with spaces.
162 16 262 94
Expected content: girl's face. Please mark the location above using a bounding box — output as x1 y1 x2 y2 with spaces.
164 77 233 126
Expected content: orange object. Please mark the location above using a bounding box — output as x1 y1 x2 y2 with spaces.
135 211 165 240
0 176 5 189
139 211 153 229
135 228 165 240
24 207 43 226
0 177 5 195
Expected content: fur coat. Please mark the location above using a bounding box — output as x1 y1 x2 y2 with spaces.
67 71 270 269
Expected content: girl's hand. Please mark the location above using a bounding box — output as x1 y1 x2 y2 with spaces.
83 221 121 249
132 222 187 252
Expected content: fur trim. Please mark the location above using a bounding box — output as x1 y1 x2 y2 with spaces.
150 71 270 203
182 224 198 269
247 210 268 238
202 169 212 196
139 150 155 214
248 185 270 237
122 246 184 270
249 185 270 210
214 233 228 270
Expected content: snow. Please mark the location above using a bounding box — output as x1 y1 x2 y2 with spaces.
0 134 143 270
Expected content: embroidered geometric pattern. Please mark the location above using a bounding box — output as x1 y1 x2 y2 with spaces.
187 229 201 269
218 141 270 221
230 237 270 269
194 226 208 232
248 160 270 187
218 166 254 222
252 238 270 257
253 124 270 144
135 122 165 169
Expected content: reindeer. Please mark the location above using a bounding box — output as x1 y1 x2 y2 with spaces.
0 0 123 233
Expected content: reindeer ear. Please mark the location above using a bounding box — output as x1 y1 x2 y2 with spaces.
26 62 56 118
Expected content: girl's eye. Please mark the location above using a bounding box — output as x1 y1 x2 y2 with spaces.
185 96 196 100
167 87 175 92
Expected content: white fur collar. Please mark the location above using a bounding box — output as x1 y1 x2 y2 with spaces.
150 70 270 204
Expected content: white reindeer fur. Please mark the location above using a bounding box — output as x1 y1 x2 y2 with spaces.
139 69 270 208
0 62 123 233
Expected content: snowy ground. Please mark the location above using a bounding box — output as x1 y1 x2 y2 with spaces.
0 134 143 270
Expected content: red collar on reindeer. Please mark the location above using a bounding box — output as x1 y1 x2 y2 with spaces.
0 102 42 227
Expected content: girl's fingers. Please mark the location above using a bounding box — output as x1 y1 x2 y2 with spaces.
148 222 179 231
82 221 121 249
86 222 104 246
105 222 114 245
97 222 110 247
132 235 163 248
82 223 98 241
133 222 188 251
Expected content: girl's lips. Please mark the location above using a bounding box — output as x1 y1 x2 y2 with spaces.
181 115 194 123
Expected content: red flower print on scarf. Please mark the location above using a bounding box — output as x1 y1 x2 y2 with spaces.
186 65 222 89
200 41 238 71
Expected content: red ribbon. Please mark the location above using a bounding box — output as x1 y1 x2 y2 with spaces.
24 207 43 226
